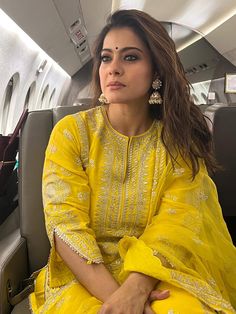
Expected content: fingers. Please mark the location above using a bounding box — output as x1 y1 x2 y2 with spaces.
148 289 170 302
143 303 155 314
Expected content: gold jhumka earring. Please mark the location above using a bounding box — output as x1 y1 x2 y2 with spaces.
98 93 109 104
148 78 163 105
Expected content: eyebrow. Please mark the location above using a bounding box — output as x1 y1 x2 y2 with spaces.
101 47 143 53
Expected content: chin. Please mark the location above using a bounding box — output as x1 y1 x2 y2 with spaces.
107 95 136 103
107 92 148 105
107 97 127 104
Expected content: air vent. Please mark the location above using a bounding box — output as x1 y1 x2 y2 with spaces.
69 18 91 64
186 63 210 75
69 19 87 47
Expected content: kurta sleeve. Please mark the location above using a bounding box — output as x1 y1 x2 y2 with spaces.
118 157 236 312
43 114 103 287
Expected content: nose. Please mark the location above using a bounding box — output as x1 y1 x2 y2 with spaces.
109 69 120 75
108 57 123 76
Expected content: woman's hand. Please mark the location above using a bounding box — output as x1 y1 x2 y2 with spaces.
148 289 170 302
98 278 170 314
98 280 150 314
143 289 170 314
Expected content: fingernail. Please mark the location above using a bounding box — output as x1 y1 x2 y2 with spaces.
160 290 170 294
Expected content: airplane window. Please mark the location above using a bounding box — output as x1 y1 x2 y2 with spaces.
191 94 199 103
41 84 49 109
0 73 19 135
24 81 36 110
201 92 208 102
49 88 56 108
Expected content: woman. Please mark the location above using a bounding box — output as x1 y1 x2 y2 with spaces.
30 9 236 314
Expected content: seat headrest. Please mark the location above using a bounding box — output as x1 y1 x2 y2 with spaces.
204 103 228 132
211 106 236 217
53 104 91 125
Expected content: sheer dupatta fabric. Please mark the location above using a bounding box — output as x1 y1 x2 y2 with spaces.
119 158 236 313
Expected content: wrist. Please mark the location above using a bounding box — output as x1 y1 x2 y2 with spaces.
124 272 158 296
84 263 120 302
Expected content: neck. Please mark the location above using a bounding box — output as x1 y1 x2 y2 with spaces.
105 101 153 137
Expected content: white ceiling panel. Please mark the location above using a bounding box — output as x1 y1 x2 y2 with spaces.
0 0 236 72
112 0 236 35
0 0 88 75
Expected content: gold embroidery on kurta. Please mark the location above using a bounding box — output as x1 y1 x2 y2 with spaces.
36 106 236 313
44 175 71 204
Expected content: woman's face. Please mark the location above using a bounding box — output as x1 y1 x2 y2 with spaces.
99 27 153 105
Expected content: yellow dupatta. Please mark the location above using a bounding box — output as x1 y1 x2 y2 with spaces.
119 157 236 313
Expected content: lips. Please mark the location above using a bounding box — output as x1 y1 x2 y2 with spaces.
107 81 126 87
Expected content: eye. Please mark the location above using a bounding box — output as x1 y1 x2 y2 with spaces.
124 55 138 61
100 55 111 62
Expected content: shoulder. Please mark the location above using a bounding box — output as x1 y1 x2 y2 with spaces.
72 106 106 139
72 106 103 126
51 106 102 137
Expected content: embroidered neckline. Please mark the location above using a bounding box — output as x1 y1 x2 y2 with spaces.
100 105 157 140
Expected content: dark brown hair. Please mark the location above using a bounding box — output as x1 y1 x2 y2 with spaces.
91 9 218 178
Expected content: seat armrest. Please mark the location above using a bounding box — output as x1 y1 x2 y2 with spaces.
0 229 28 314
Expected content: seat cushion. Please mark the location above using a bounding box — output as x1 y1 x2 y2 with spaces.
11 298 31 314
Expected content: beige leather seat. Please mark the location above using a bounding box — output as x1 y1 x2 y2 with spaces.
0 104 89 314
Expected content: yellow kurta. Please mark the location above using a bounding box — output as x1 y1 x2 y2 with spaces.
30 106 236 313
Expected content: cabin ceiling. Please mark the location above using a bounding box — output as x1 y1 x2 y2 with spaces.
0 0 236 76
112 0 236 36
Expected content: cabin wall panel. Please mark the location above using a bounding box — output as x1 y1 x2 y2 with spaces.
0 11 71 134
66 60 93 106
209 77 236 104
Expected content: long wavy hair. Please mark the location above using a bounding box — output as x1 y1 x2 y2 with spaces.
91 9 218 178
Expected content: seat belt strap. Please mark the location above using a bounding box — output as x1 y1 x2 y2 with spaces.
7 269 40 306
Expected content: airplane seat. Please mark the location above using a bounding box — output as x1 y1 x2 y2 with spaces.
204 103 228 132
0 104 90 314
206 105 236 244
73 97 93 107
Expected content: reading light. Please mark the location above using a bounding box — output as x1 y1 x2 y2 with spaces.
36 60 47 75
